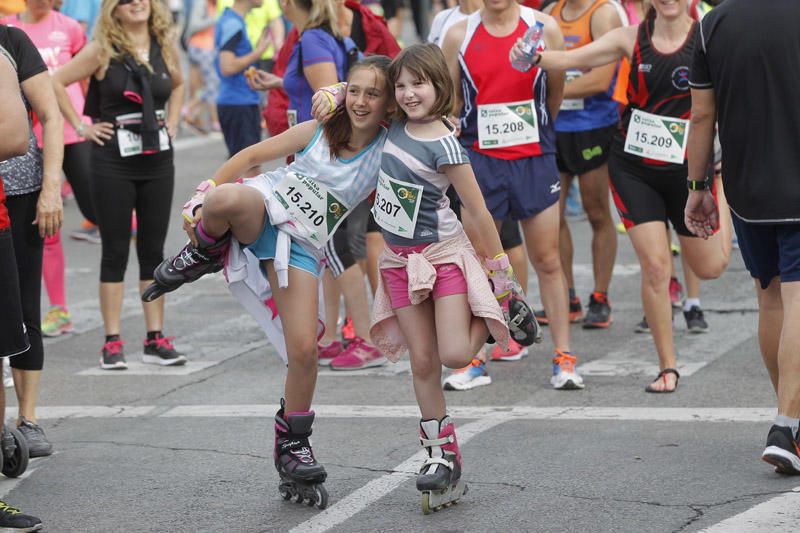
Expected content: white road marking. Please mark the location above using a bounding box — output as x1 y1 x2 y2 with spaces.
288 416 507 533
579 311 754 377
700 486 800 532
0 465 45 499
25 405 775 423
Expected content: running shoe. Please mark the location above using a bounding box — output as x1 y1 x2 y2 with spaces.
489 339 528 362
761 425 800 475
670 241 681 256
41 306 74 337
2 359 12 388
142 334 187 366
684 306 709 333
443 357 491 391
341 316 355 344
583 292 612 329
564 182 584 218
534 297 583 326
100 338 127 370
70 222 101 244
550 349 585 390
669 277 684 308
0 500 42 532
635 316 650 334
615 222 627 234
330 337 386 370
317 340 343 366
16 417 52 458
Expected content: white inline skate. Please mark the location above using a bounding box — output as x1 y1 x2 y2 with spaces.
417 416 468 514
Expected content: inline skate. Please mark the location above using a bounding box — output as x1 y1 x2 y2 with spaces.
141 224 229 302
274 399 328 509
503 283 544 346
1 425 28 478
417 416 467 514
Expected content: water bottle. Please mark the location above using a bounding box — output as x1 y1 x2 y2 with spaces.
511 21 545 73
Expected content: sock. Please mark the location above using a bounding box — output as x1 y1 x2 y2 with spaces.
684 298 701 312
105 334 121 343
147 331 162 341
42 232 67 308
568 287 576 300
775 415 800 436
195 220 221 245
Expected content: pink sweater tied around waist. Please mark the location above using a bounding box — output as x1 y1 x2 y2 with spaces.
369 231 510 362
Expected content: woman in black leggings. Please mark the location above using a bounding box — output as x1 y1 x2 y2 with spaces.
0 25 63 457
52 0 185 370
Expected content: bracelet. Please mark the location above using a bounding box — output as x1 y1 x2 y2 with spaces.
75 123 86 137
533 53 543 65
687 178 709 191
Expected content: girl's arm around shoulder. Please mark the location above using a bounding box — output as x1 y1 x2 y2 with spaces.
538 25 637 72
211 120 319 184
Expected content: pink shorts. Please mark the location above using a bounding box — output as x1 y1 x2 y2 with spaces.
381 244 468 309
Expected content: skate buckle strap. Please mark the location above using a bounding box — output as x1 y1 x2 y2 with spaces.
419 435 454 447
422 457 454 469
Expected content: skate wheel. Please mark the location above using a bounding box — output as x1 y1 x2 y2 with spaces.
141 282 167 302
279 486 292 501
293 491 305 504
2 427 29 478
313 484 328 510
421 492 431 515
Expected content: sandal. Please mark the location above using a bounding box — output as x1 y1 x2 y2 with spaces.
645 368 680 393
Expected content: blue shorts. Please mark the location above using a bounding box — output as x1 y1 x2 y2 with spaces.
246 220 321 278
217 104 261 157
467 149 560 221
732 213 800 290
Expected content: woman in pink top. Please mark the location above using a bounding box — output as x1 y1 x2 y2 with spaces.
2 0 96 339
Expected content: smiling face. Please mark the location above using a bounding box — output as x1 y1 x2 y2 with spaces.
393 67 438 122
346 66 389 132
652 0 688 19
114 0 150 26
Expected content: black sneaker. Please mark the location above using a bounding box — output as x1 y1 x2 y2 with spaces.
762 425 800 475
154 237 228 290
684 306 709 333
0 501 42 532
143 334 187 366
16 418 52 458
100 338 127 370
502 288 543 346
635 316 650 333
583 292 612 329
534 297 583 326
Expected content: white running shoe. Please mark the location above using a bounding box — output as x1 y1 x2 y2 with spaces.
550 350 585 390
443 357 491 391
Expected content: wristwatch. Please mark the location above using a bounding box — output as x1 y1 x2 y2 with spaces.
687 178 709 191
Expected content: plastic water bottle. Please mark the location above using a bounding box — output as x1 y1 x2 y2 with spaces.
511 21 545 73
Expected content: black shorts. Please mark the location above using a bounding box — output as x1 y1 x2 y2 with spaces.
556 125 616 176
217 104 262 157
732 214 800 290
0 228 29 358
325 222 356 278
608 153 703 236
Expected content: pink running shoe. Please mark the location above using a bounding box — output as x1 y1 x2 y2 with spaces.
341 316 355 343
669 277 684 308
330 337 386 371
489 338 529 362
317 340 343 366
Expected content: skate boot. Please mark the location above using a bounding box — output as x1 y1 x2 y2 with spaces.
1 425 28 478
417 416 468 514
486 254 543 347
274 399 329 509
142 222 230 302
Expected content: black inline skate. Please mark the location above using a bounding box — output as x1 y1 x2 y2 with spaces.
502 282 544 346
141 224 230 302
417 416 467 514
274 399 328 509
1 424 29 478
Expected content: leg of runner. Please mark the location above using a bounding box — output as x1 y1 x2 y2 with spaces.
557 172 582 318
520 204 570 351
678 178 732 280
755 277 781 392
627 221 678 392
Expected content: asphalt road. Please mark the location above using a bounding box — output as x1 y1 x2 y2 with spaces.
3 134 798 533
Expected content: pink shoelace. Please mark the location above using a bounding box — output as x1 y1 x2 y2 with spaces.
101 339 126 354
148 336 176 350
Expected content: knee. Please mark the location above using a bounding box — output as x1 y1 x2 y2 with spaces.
288 339 319 370
690 252 729 280
410 351 439 379
583 200 612 228
532 252 562 278
640 257 671 289
203 184 240 217
439 348 471 370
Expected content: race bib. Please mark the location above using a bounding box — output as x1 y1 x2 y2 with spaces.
624 109 690 164
287 109 298 128
117 127 171 158
273 172 349 248
561 70 585 111
477 99 539 149
372 172 423 238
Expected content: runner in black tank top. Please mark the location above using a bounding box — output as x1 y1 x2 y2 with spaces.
531 0 732 393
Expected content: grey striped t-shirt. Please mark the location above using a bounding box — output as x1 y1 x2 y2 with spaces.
379 120 468 246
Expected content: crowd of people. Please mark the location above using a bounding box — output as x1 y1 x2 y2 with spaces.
0 0 798 528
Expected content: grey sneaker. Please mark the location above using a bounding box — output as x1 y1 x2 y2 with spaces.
16 418 53 458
